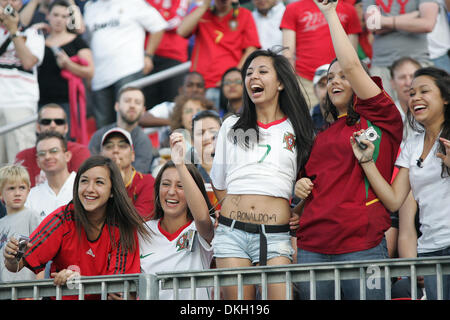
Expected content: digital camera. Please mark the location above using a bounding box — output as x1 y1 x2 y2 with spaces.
355 126 379 150
15 235 30 261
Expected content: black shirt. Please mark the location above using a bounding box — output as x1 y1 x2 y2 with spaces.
38 35 89 104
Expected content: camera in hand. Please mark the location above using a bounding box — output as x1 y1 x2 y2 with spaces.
3 4 16 17
355 127 379 150
15 235 30 261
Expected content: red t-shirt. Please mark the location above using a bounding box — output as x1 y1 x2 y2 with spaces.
297 78 403 254
24 203 140 299
15 141 91 187
145 0 189 62
126 169 155 221
189 6 261 88
280 0 361 80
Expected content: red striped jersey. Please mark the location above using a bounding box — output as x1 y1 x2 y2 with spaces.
24 203 140 284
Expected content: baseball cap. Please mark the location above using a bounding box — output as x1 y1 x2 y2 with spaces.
101 127 133 149
313 64 330 86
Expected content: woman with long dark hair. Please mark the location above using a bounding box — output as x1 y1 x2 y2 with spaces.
210 48 314 299
351 66 450 299
139 132 215 300
294 0 403 300
3 155 149 299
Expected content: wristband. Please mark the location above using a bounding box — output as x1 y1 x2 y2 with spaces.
359 157 374 164
145 53 154 59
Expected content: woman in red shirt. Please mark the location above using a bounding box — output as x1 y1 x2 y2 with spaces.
294 0 403 300
3 156 149 299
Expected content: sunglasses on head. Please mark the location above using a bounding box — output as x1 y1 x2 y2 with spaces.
39 118 66 126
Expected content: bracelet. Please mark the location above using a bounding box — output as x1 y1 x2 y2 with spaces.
359 157 374 164
145 53 154 59
392 16 396 31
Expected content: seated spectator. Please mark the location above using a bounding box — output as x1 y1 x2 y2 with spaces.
219 67 243 117
139 133 214 300
190 110 222 183
177 0 261 108
171 94 216 134
143 0 189 108
15 103 90 188
3 155 150 299
0 0 45 164
83 0 168 128
101 128 155 221
140 71 206 148
36 0 94 143
25 131 75 221
310 64 331 133
390 57 422 142
252 0 285 50
0 164 40 283
89 87 154 174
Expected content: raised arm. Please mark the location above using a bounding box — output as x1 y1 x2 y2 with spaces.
177 0 211 38
170 132 214 244
315 0 380 100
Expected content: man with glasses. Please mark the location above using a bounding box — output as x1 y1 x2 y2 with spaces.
25 131 75 221
15 103 90 187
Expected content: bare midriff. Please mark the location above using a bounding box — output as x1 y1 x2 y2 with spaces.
220 194 291 225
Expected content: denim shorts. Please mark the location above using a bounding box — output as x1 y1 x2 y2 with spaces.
212 223 295 264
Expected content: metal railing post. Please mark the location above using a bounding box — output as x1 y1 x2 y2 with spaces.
138 273 159 300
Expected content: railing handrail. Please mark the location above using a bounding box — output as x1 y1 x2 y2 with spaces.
1 256 449 300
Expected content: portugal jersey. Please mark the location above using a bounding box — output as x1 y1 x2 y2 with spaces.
139 218 213 300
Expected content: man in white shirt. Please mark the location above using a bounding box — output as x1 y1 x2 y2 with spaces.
0 0 45 164
25 131 75 220
251 0 285 50
84 0 168 128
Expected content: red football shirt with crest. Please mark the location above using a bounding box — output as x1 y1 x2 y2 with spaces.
24 203 140 299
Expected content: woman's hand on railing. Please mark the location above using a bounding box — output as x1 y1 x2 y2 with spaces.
51 269 80 287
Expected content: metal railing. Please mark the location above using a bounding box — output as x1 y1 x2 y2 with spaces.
0 62 191 137
1 256 449 300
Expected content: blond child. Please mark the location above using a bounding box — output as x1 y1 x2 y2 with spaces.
0 164 40 283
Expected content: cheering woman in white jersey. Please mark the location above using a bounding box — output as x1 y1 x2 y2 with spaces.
210 48 315 299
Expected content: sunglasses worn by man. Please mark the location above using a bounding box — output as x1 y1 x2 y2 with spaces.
39 118 66 126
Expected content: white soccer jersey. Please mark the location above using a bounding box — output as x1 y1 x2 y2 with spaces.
210 115 298 200
84 0 168 90
139 218 213 300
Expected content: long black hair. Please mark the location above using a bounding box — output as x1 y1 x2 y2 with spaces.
228 48 315 173
73 155 150 252
322 58 372 127
407 67 450 177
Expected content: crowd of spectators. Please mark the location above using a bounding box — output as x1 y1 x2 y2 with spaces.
0 0 449 301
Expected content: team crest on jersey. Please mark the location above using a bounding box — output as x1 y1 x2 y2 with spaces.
176 232 189 252
283 132 295 152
